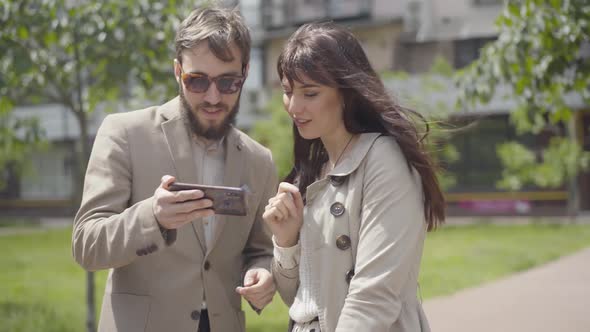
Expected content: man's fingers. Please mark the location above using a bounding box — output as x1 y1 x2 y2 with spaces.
160 175 176 189
172 189 205 202
167 198 213 214
165 208 214 228
236 284 269 296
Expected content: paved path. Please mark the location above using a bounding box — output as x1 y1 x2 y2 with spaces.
424 247 590 332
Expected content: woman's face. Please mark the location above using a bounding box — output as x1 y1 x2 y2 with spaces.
281 74 345 140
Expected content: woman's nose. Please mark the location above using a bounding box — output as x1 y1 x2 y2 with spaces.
286 96 302 115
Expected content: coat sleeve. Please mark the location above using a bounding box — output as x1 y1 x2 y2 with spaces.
271 238 300 306
242 150 277 273
336 137 427 331
72 115 168 272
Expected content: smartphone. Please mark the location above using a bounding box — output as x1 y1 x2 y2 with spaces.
168 182 249 216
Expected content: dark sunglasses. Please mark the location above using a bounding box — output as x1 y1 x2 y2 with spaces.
180 67 244 94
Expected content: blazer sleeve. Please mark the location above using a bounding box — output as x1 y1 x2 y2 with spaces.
336 137 427 331
72 115 167 272
242 150 277 273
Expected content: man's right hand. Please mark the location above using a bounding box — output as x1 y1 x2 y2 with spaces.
152 175 214 229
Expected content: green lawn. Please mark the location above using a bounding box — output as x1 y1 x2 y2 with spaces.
1 223 590 332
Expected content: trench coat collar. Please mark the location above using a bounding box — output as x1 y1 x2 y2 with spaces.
328 132 383 177
305 132 382 203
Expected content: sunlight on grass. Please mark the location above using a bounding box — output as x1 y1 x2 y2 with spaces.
1 223 589 332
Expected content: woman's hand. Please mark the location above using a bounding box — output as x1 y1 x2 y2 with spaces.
262 182 304 247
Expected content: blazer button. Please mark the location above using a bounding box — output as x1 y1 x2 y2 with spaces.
336 235 351 250
148 244 158 253
190 310 200 321
204 260 211 270
330 176 346 187
330 202 345 217
345 268 355 284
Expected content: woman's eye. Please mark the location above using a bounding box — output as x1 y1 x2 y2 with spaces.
304 92 318 97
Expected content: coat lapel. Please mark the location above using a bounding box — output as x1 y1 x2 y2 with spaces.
206 127 244 256
160 98 207 253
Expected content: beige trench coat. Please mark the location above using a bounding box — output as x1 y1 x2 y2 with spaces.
272 133 431 332
72 97 277 332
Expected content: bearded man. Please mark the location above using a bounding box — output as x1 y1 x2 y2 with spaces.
72 6 277 332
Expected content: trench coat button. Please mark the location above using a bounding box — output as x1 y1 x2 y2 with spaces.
336 235 351 250
190 310 200 320
330 202 345 217
330 176 346 187
345 268 355 284
204 260 211 270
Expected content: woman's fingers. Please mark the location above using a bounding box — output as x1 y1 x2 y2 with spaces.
263 206 285 223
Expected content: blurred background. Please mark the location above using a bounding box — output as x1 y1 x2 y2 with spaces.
1 0 589 331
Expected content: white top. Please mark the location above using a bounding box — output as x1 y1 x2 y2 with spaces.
274 222 319 323
192 136 225 249
192 135 225 309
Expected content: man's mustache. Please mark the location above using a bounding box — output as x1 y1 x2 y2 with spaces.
197 102 229 111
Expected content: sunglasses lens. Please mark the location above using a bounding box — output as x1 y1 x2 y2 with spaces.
217 77 242 94
184 75 210 93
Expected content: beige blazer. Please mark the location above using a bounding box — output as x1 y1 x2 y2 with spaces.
72 97 277 332
272 133 430 332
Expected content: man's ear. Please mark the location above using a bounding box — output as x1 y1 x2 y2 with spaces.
242 63 250 80
173 59 182 83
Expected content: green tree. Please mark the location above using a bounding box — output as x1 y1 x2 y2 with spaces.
456 0 590 203
0 1 201 331
249 92 294 179
0 113 45 190
382 55 461 191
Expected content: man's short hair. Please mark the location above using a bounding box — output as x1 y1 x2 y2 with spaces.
175 6 251 68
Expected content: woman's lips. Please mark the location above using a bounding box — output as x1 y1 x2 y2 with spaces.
293 118 310 127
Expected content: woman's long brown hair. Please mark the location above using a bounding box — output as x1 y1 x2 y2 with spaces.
278 22 445 230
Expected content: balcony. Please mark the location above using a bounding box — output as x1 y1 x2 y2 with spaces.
261 0 372 30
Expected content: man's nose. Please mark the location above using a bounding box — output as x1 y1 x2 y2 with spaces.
203 82 221 105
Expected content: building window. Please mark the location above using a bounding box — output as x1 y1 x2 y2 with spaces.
447 114 550 192
454 37 496 68
472 0 502 6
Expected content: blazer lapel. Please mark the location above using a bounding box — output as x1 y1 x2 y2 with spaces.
206 127 244 256
160 99 207 253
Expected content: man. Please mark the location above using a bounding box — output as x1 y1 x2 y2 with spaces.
72 6 277 332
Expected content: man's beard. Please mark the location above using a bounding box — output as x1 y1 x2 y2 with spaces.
179 87 240 140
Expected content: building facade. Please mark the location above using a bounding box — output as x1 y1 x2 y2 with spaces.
2 0 589 217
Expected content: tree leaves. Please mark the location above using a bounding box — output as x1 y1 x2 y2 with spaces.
457 0 590 190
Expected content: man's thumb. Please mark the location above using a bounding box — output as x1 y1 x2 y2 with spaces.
244 271 258 286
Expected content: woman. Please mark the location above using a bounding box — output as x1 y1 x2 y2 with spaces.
263 22 445 332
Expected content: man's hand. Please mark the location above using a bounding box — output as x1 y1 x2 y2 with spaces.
152 175 214 229
235 268 276 311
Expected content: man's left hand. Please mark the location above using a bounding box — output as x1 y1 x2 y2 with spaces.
235 268 276 311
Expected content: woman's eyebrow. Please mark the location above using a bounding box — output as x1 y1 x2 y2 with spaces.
300 83 320 88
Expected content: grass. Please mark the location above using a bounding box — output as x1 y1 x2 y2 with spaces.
1 223 589 332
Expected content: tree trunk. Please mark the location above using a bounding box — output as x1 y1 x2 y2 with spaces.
567 115 580 223
75 109 96 332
